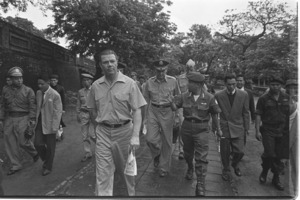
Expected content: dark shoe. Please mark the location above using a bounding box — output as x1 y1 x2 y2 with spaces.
81 155 92 162
259 170 268 183
7 169 20 176
42 169 51 176
272 175 284 191
222 171 232 181
154 155 160 168
178 152 184 160
234 167 242 176
159 170 168 177
42 162 46 169
33 154 39 163
185 168 194 180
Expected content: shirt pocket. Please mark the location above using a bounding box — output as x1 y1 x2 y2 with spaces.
114 93 129 109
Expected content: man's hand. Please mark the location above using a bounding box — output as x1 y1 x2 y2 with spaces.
166 91 174 104
130 135 140 149
216 128 223 137
29 120 36 126
255 131 262 141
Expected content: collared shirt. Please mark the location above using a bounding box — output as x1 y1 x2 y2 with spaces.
0 84 36 120
256 91 289 136
86 72 147 124
76 86 91 113
144 75 180 105
175 91 221 121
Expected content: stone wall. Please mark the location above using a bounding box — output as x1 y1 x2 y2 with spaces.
0 19 82 92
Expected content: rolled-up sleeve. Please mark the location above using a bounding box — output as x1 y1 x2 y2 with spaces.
209 97 221 114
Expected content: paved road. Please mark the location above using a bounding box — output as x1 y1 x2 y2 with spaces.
0 101 295 198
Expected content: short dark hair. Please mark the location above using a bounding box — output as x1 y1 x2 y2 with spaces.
38 74 50 82
224 74 236 83
98 49 118 62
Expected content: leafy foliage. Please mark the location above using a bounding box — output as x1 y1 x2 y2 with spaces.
46 0 176 78
0 0 50 13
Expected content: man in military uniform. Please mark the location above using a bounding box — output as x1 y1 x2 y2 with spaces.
130 71 142 91
143 59 180 177
76 73 96 162
176 59 196 159
255 75 290 191
171 72 221 196
0 67 39 175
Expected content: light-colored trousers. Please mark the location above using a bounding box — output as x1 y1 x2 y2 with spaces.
95 122 135 196
3 115 37 170
146 105 174 172
79 111 95 157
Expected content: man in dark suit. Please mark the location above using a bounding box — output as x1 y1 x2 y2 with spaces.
215 74 250 181
236 74 255 145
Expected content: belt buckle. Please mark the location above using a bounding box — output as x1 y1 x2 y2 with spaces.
191 119 196 123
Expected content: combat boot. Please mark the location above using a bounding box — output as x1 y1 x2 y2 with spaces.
195 177 205 196
272 174 284 191
259 157 271 183
259 168 269 183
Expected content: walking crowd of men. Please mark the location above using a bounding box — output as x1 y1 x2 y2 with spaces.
0 49 297 197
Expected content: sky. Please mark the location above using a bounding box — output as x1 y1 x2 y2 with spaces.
0 0 297 47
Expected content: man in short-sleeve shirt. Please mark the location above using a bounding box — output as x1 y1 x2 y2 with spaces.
173 72 221 196
86 49 146 196
255 75 289 191
143 59 180 177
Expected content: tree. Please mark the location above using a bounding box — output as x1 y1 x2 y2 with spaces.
46 0 176 78
215 0 294 62
0 0 50 14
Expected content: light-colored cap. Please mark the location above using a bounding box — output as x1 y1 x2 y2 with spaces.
186 59 195 67
7 67 23 77
81 73 94 79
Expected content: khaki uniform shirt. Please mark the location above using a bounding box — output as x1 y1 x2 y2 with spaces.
76 87 91 113
143 75 180 105
86 72 147 124
175 91 221 121
0 84 36 120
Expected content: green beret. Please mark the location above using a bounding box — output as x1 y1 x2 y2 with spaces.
187 72 205 83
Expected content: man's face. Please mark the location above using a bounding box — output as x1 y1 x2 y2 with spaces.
186 65 195 73
269 82 281 94
131 74 137 81
286 85 298 101
100 54 118 77
6 77 12 86
82 78 92 88
236 77 245 89
156 68 167 80
225 78 236 93
38 79 49 92
11 76 23 87
139 78 145 84
188 80 200 93
50 78 58 86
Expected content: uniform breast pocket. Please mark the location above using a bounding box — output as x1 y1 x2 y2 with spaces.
197 104 209 118
80 95 86 104
115 93 129 108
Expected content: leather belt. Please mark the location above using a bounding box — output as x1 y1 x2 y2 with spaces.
8 112 29 118
185 118 209 124
151 103 170 108
101 120 131 128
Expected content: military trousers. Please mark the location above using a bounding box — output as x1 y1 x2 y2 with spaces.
146 105 174 172
181 120 209 177
3 115 37 170
95 122 135 196
79 111 95 157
